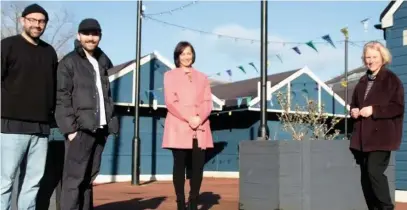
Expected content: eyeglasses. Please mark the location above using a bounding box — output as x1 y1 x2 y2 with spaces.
24 17 47 26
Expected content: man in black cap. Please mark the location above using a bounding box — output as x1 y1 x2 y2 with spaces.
1 3 57 210
55 18 118 210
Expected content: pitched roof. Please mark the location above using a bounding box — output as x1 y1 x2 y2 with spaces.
211 69 299 107
107 53 228 86
379 0 404 28
326 66 367 104
325 66 367 84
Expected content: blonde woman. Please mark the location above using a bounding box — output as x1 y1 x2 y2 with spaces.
350 41 404 210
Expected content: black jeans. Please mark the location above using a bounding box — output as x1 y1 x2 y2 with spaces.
352 150 394 210
171 139 205 202
60 129 106 210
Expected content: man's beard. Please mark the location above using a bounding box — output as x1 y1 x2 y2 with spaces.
24 27 44 40
82 41 98 52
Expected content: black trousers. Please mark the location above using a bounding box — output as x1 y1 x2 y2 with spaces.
60 130 106 210
171 139 205 202
352 150 394 210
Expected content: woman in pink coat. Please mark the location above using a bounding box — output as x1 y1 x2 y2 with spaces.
162 41 214 210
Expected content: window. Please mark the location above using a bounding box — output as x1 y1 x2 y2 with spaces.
404 30 407 46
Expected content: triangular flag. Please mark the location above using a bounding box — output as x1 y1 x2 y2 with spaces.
216 72 221 76
151 91 156 99
341 80 347 87
322 34 336 48
301 89 309 96
306 41 318 52
245 96 252 103
237 97 243 107
237 66 246 74
226 69 232 76
276 55 283 63
340 27 349 38
248 62 258 73
292 47 301 55
361 18 369 32
291 91 297 99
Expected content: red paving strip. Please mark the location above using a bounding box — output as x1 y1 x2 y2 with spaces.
93 178 407 210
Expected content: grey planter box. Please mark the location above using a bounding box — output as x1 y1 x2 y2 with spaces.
239 140 395 210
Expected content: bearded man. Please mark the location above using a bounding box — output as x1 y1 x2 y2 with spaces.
54 18 118 210
1 3 58 210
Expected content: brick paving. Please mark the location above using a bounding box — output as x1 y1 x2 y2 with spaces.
93 178 407 210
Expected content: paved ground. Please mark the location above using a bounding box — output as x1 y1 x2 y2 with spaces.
93 178 407 210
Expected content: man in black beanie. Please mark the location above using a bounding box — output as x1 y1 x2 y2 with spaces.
55 18 118 210
1 3 57 210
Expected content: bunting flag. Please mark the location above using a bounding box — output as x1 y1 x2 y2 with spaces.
237 96 252 107
361 18 369 32
237 98 243 107
204 28 369 80
237 66 246 74
276 55 283 63
306 41 318 52
341 80 347 87
341 27 349 38
248 62 258 73
322 34 336 48
292 47 301 55
226 69 232 77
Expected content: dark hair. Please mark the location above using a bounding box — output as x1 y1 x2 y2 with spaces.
173 41 195 68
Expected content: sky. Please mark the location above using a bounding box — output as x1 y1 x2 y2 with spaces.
2 0 390 83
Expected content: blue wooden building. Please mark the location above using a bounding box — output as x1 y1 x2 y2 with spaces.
90 49 348 184
375 0 407 201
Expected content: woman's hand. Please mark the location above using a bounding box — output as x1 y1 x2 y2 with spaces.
188 116 201 129
360 106 373 118
351 108 360 119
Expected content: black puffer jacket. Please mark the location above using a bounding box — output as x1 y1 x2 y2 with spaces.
55 40 119 135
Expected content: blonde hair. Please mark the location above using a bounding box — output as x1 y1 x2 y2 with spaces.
362 41 392 65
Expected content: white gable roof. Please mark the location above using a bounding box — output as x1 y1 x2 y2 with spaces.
381 0 404 28
108 51 225 110
247 66 348 117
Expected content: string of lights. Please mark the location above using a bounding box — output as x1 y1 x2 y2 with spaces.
143 1 199 17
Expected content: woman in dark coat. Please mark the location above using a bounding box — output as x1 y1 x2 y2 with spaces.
350 41 404 210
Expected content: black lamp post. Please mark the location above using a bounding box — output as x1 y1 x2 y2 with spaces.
132 0 143 186
258 0 270 140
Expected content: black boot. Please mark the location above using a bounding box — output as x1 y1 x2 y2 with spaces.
177 199 186 210
187 198 198 210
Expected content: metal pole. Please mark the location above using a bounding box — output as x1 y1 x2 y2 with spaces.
258 0 270 140
344 36 349 139
132 0 143 186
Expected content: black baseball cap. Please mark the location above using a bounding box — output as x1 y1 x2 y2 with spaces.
78 18 101 33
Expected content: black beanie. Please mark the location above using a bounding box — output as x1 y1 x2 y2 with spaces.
21 3 49 21
78 18 102 32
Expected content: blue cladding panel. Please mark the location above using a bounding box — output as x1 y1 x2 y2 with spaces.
290 74 319 110
270 85 287 110
320 88 345 115
139 58 169 106
394 2 407 20
387 4 407 190
110 71 133 103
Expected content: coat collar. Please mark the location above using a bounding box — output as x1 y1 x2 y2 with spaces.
360 66 388 83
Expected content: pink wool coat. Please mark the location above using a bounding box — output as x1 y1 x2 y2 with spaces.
162 68 214 150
